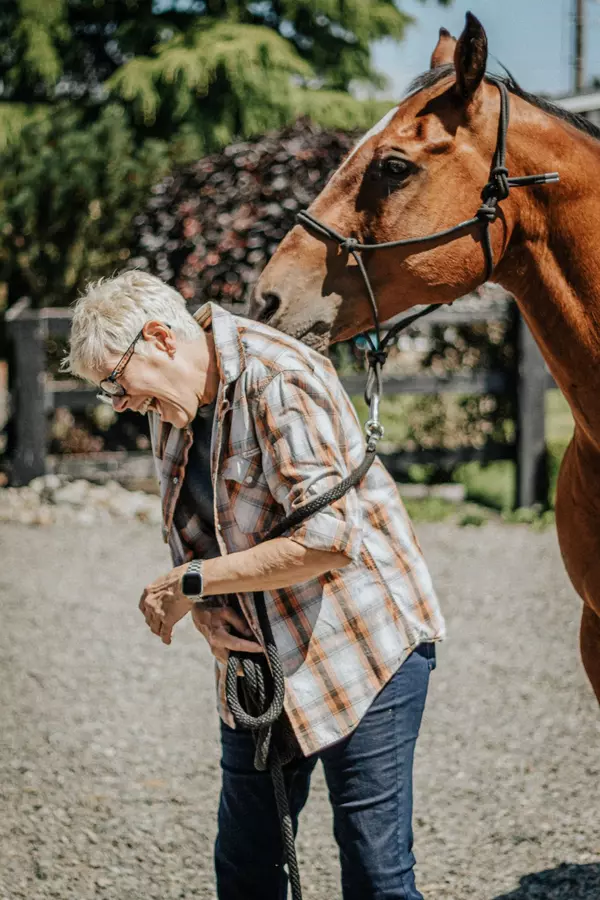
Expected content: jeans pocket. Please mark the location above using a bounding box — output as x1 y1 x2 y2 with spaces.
416 641 437 671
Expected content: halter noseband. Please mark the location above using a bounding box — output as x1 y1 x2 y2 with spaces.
295 76 559 401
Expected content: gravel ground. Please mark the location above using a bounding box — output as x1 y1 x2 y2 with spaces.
1 519 599 900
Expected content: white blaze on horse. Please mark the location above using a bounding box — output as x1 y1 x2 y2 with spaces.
252 12 600 704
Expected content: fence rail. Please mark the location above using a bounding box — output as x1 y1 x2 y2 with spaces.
4 294 553 507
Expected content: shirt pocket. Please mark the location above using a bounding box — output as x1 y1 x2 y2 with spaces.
221 451 274 535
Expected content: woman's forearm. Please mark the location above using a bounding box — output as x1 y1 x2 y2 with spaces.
201 536 350 596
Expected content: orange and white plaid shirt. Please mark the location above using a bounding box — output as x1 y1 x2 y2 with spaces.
148 302 445 756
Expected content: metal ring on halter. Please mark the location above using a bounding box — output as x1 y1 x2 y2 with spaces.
365 419 385 440
365 428 384 453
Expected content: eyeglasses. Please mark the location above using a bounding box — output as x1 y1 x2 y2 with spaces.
96 322 170 404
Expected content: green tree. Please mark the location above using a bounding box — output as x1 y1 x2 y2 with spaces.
0 0 452 308
0 103 167 306
1 0 452 154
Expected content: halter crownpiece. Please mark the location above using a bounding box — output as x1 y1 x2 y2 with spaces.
296 76 559 414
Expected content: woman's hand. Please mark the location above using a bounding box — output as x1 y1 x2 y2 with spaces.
139 565 191 645
191 604 263 664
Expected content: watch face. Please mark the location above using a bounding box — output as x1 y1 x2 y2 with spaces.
182 571 203 596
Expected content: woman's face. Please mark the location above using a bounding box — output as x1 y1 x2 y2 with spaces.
89 321 204 429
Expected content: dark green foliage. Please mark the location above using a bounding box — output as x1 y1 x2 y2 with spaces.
0 0 417 155
0 103 168 307
0 0 452 310
130 119 361 305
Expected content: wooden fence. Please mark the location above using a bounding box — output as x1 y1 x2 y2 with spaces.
4 294 553 507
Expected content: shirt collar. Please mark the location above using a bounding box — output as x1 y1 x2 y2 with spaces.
194 302 245 386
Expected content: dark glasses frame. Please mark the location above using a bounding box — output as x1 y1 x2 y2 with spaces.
96 322 170 402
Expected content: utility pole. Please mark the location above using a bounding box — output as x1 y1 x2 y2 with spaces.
574 0 585 93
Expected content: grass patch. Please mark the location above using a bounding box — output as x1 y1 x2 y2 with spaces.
452 460 513 510
399 496 557 528
457 510 487 527
401 497 458 523
501 506 556 531
401 497 495 526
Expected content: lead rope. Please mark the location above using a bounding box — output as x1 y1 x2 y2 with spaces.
225 76 560 900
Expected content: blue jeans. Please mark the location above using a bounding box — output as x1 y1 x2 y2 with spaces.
215 642 435 900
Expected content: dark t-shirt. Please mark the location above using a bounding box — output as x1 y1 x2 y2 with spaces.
174 400 217 545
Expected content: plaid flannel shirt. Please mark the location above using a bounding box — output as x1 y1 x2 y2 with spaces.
148 302 445 756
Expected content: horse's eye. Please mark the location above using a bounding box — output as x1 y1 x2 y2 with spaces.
380 156 412 181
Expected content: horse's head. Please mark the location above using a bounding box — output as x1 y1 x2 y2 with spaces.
252 13 515 350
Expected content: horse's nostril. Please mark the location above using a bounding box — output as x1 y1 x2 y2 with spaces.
257 291 281 323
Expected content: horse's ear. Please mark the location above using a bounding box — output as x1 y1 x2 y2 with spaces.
454 12 488 102
430 27 457 69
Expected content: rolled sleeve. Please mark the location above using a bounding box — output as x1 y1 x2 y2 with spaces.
255 369 363 562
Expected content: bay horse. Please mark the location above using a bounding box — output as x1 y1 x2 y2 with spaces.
251 12 600 704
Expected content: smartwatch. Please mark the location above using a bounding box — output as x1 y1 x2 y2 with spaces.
181 559 204 599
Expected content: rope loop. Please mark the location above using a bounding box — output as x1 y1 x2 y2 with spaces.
366 348 388 368
340 236 358 253
476 202 498 223
490 165 510 199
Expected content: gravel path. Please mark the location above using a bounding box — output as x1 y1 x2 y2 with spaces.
1 519 599 899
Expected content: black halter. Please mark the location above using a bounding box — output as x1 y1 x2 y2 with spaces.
296 76 559 393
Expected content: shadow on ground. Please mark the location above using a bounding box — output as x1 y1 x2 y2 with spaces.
493 863 600 899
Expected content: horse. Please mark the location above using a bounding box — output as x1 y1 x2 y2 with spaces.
250 12 600 705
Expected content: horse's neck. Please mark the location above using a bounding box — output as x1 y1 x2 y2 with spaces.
497 123 600 451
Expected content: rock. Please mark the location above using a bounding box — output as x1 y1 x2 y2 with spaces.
17 510 38 526
30 507 54 527
16 487 41 509
0 477 161 527
76 509 98 526
429 483 466 502
398 482 466 503
107 489 153 520
136 501 162 526
398 483 429 500
52 480 91 508
28 474 63 496
85 485 115 508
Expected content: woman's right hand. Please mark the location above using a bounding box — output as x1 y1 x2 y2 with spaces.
191 604 263 665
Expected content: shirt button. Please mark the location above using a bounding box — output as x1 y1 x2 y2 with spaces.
172 476 179 484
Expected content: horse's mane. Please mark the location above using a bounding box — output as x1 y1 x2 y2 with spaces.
407 63 600 143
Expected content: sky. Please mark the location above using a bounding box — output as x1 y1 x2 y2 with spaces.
372 0 600 100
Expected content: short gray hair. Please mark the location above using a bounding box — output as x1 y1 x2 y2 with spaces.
62 271 201 377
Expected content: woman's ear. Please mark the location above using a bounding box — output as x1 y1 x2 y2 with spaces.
454 12 488 103
142 320 176 357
